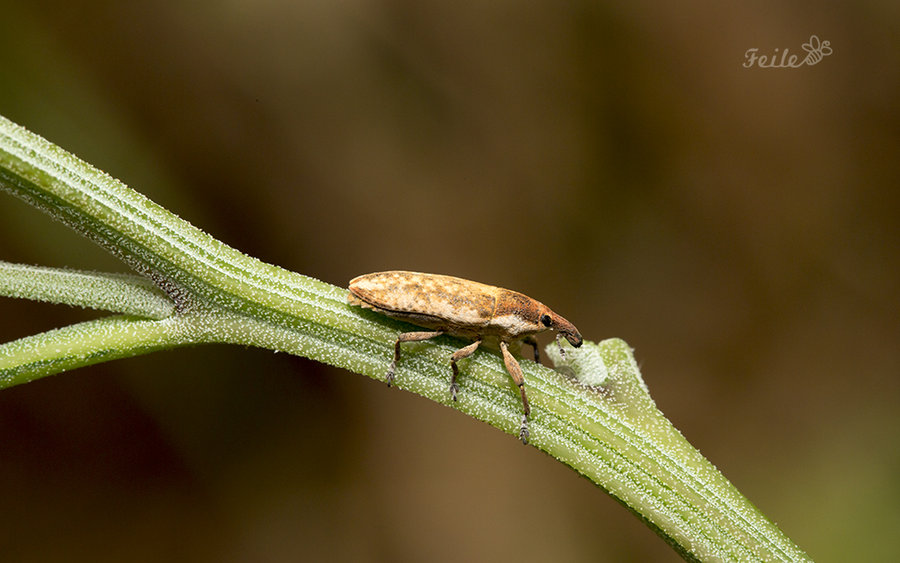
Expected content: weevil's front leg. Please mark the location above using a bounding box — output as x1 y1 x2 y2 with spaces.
449 339 481 401
522 336 540 364
387 331 443 386
500 341 531 444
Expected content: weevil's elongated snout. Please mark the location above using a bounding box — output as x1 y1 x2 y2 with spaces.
563 330 583 347
552 314 583 347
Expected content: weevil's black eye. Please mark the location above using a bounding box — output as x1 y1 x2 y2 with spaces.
541 314 552 327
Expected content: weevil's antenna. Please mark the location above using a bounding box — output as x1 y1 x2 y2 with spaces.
556 333 566 358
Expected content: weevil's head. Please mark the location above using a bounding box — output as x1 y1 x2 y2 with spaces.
539 309 583 347
494 289 583 346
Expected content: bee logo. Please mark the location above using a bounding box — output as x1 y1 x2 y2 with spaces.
801 35 833 66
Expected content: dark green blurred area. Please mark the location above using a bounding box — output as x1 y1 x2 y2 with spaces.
1 1 898 561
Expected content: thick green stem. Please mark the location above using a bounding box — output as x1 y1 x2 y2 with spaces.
0 114 810 561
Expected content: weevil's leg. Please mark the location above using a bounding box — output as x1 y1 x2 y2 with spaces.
523 336 540 364
387 331 443 386
449 339 481 401
500 341 531 444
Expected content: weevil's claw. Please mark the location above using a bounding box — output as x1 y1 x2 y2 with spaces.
449 382 459 402
519 415 530 445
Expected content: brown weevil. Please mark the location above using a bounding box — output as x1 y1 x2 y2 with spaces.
347 271 583 443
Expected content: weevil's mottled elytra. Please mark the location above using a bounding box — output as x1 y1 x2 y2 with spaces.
347 271 583 444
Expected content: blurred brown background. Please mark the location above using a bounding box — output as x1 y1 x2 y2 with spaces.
1 1 898 561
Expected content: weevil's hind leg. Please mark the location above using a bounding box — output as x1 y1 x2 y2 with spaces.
500 341 531 444
523 336 540 364
387 331 443 386
449 339 481 401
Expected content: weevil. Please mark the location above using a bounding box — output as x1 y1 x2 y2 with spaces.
347 271 583 443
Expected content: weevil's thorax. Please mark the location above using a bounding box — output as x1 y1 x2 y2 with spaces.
487 289 550 339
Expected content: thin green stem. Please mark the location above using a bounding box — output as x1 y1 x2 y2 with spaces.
0 315 193 387
0 260 174 319
0 114 810 562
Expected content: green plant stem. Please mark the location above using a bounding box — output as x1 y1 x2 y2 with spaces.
0 114 810 561
0 261 174 318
